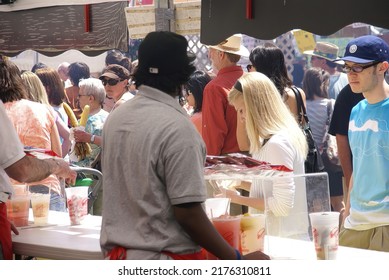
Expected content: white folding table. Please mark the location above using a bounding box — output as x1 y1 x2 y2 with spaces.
12 210 389 260
12 210 103 260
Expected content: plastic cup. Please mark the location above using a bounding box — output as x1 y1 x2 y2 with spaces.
13 184 28 195
207 215 241 259
204 198 230 219
6 193 30 227
240 214 266 255
29 185 51 226
65 187 88 225
309 211 340 260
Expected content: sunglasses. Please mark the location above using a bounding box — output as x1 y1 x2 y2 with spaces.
101 79 121 86
343 61 381 73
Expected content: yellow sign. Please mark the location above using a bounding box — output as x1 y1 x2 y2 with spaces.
293 30 316 53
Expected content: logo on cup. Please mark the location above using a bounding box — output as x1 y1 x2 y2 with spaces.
257 228 265 240
330 227 339 238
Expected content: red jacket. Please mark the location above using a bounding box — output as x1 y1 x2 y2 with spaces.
202 66 243 155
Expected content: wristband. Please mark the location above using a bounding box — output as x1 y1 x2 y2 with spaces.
235 249 242 260
90 135 96 144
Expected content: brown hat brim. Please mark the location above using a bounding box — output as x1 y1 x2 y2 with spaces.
99 72 120 80
303 50 344 65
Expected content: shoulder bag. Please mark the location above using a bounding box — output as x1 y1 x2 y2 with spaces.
291 87 325 173
321 100 342 172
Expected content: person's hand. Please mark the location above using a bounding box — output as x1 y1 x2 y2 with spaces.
73 129 91 143
339 208 346 229
50 158 77 185
243 251 271 260
224 189 240 199
10 221 19 235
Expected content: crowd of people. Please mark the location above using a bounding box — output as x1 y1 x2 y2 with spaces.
1 31 389 260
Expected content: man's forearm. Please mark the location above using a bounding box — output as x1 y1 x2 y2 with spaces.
174 203 237 260
5 156 59 183
336 135 353 189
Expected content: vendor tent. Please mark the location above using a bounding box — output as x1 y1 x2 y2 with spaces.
200 0 389 45
0 0 129 57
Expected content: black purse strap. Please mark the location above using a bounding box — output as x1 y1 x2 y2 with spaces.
326 99 332 126
291 86 309 126
321 99 333 149
322 99 332 149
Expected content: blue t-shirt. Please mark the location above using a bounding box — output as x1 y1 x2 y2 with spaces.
347 98 389 229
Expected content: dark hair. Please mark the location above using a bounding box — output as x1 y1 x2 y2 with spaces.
31 62 48 73
105 50 132 73
68 62 90 87
36 67 67 106
0 58 28 103
249 45 292 97
185 70 212 113
302 67 330 100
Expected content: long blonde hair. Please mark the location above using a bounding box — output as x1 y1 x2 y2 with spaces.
21 71 49 105
229 72 307 158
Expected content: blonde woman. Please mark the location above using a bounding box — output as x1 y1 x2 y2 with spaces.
227 72 309 238
21 71 71 158
21 71 50 104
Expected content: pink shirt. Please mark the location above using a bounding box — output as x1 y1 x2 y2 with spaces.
202 66 243 155
4 100 61 194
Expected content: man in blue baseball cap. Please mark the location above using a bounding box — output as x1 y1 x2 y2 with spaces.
338 35 389 252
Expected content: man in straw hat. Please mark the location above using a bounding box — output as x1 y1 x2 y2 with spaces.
100 31 269 260
337 35 389 252
304 41 348 99
202 34 250 156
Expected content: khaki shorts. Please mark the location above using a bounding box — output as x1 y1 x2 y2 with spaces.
339 225 389 252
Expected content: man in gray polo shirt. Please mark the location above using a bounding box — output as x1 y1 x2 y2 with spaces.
100 31 269 260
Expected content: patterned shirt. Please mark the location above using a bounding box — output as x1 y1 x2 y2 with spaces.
346 98 389 230
73 109 109 167
4 99 61 195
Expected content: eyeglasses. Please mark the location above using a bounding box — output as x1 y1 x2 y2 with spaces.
101 79 121 86
182 88 191 98
246 64 253 72
343 61 381 73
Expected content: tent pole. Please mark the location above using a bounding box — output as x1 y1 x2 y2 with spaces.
155 0 175 32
